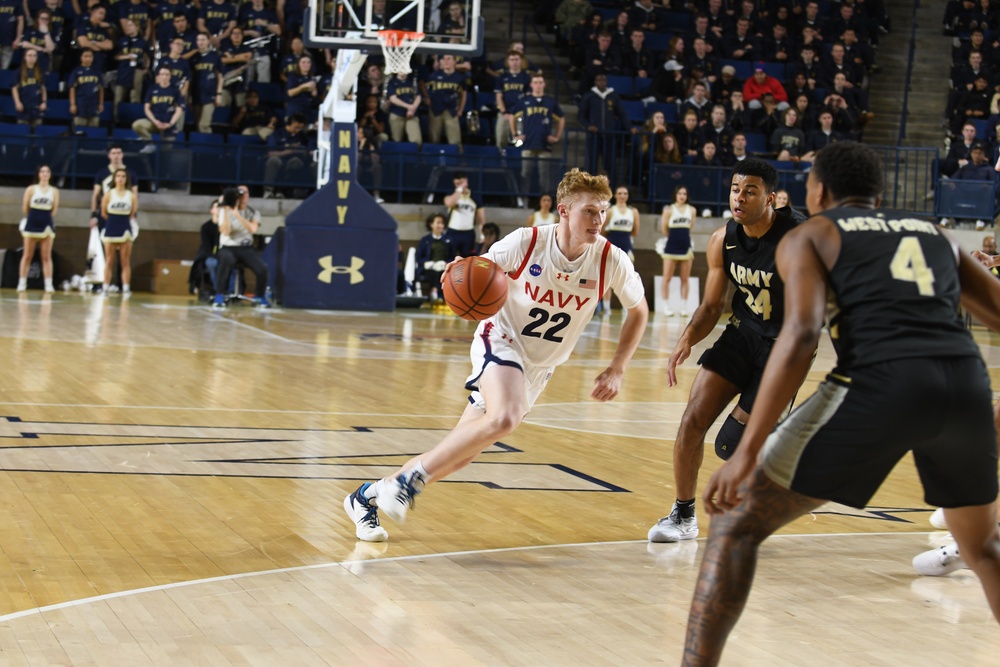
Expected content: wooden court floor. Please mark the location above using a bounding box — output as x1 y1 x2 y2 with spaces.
0 291 997 665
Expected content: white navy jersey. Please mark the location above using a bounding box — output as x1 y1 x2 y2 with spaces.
29 185 55 211
605 204 635 233
106 189 134 216
482 225 645 368
447 191 479 231
666 203 694 229
532 210 557 226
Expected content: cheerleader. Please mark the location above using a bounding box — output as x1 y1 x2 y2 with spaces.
18 164 59 292
602 186 640 311
658 185 695 316
100 168 139 295
526 193 557 227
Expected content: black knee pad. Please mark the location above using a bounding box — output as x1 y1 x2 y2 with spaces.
715 414 746 460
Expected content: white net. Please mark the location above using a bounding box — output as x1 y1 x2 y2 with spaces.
378 30 425 74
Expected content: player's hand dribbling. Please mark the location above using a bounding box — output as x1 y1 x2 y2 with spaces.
440 255 465 282
666 341 691 387
592 367 624 401
703 450 755 515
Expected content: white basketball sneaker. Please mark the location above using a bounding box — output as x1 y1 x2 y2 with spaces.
912 541 966 576
929 507 948 530
343 484 388 542
648 503 699 542
378 471 424 523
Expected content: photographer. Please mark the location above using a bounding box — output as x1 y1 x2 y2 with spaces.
212 187 271 308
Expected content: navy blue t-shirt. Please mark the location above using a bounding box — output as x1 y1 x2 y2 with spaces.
68 65 103 117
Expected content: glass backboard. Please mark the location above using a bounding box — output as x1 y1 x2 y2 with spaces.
305 0 483 56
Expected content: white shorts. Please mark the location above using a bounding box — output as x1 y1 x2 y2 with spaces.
465 322 554 413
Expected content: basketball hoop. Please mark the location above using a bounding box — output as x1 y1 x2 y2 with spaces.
377 29 425 74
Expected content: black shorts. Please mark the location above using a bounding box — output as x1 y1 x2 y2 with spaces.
761 356 999 509
698 322 775 413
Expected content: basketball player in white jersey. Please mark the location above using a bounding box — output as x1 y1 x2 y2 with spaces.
443 172 486 257
344 169 650 542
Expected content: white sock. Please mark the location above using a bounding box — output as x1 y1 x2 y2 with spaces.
409 461 429 487
363 481 381 501
16 278 27 290
122 284 131 293
44 278 53 290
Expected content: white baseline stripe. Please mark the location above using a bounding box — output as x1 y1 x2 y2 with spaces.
0 531 935 625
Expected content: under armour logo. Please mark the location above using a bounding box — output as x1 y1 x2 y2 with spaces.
555 272 570 281
318 255 365 285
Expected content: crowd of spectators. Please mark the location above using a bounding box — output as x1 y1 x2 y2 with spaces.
542 0 886 177
0 0 894 203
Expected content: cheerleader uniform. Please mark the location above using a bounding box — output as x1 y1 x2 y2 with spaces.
605 204 635 260
661 203 694 260
531 210 557 226
21 185 56 239
101 189 136 243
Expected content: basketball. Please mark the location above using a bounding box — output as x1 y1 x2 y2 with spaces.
442 256 508 321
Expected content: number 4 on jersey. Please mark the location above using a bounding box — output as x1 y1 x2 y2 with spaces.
890 236 936 296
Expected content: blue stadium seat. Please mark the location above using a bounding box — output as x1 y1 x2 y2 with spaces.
46 99 70 121
762 62 786 82
772 160 797 171
188 132 226 145
381 140 420 154
646 101 678 124
78 126 108 139
211 106 232 126
112 128 140 140
645 33 671 53
972 119 989 139
0 96 15 118
474 91 496 112
44 72 59 92
663 12 691 32
228 133 265 145
620 100 646 125
744 132 767 154
721 60 752 80
33 125 65 137
0 71 16 89
634 77 652 97
606 75 633 97
421 143 462 166
0 122 31 136
116 103 146 126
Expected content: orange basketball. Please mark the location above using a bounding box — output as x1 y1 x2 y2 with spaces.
442 256 509 321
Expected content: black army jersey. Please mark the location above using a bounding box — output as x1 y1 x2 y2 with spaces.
823 206 981 371
722 205 805 339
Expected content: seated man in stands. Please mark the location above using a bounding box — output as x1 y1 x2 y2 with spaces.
263 113 311 199
952 141 996 229
743 63 788 111
942 122 980 177
955 141 994 181
232 89 277 141
952 73 992 136
801 109 844 162
132 66 185 153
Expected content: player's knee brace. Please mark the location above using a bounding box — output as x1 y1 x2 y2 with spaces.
714 414 746 460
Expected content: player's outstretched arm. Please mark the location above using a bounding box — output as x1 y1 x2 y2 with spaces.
592 298 650 401
703 221 828 515
667 226 728 386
